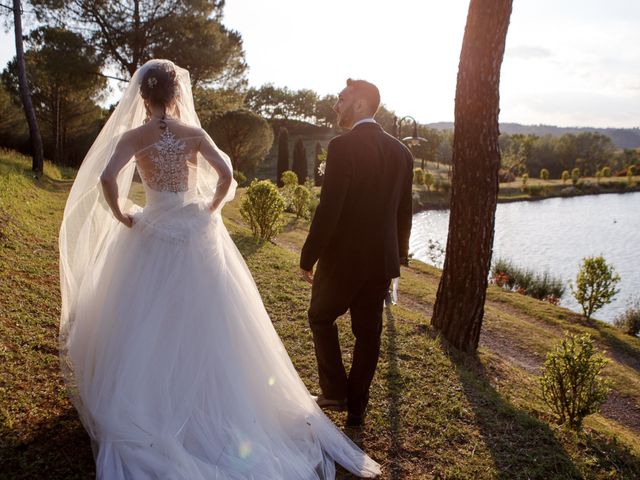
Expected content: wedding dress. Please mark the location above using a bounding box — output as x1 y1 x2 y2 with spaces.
58 60 381 479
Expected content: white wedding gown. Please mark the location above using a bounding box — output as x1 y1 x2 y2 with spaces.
63 123 381 479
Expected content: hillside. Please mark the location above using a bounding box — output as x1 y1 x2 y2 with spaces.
427 122 640 149
1 150 640 479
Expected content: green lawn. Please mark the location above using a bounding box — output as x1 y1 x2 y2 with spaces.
1 150 640 479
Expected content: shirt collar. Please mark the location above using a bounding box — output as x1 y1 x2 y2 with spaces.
352 117 377 128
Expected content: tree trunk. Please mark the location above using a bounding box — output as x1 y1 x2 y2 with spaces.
13 0 44 176
431 0 513 353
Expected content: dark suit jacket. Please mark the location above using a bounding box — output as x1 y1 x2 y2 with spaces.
300 122 414 281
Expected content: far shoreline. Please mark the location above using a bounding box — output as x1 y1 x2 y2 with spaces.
412 178 640 213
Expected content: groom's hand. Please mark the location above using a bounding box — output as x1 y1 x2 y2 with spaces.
300 268 313 285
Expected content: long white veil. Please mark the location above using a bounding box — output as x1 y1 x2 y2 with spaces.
58 59 235 396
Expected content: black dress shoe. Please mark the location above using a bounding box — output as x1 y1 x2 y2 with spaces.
345 412 365 427
312 394 347 411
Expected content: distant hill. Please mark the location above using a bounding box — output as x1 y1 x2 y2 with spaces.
427 122 640 149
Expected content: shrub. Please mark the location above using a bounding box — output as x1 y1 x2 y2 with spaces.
613 297 640 337
498 168 516 183
561 170 570 184
602 166 611 177
572 256 620 320
540 332 610 430
539 168 549 180
491 258 565 301
240 179 285 241
521 172 529 191
627 166 636 187
292 184 311 218
439 179 451 194
280 170 298 212
424 171 435 191
527 184 544 197
233 169 247 185
571 167 580 186
413 167 425 185
595 169 603 185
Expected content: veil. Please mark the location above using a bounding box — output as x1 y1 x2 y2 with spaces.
58 59 236 391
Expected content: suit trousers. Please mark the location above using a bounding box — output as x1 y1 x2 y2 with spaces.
308 265 391 419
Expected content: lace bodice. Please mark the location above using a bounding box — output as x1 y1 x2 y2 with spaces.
136 129 197 193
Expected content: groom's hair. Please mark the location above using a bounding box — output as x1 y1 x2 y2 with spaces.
346 78 380 116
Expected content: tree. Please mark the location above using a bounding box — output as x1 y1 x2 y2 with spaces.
313 142 324 186
207 109 273 174
315 94 337 127
572 256 620 320
32 0 246 86
276 127 289 187
3 27 106 165
10 0 44 175
431 0 513 353
292 138 307 184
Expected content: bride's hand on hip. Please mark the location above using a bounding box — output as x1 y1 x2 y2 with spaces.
118 213 134 228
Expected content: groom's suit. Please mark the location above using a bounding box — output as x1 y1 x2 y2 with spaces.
300 121 413 422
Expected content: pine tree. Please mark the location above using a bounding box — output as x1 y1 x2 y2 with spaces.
276 127 289 187
431 0 513 353
292 137 307 184
314 142 323 186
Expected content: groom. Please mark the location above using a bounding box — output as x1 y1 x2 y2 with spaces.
300 79 413 428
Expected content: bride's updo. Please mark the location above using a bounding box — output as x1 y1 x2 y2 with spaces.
140 63 178 109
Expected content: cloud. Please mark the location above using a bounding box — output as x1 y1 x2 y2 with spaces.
506 45 553 60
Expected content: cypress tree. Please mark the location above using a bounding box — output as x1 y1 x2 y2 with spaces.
314 142 323 186
292 137 307 184
276 127 289 187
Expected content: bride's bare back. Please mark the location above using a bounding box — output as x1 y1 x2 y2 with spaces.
100 117 232 225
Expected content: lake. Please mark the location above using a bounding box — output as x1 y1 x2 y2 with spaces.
410 192 640 323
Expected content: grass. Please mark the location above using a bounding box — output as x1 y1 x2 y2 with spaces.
2 150 640 479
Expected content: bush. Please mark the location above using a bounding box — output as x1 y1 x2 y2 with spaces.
292 184 311 218
233 169 247 185
240 179 285 241
571 167 580 186
572 256 620 320
527 184 544 197
613 297 640 337
540 332 610 430
498 168 516 183
491 258 565 302
602 166 611 177
413 167 425 185
561 170 570 184
627 166 636 187
595 169 603 184
424 171 435 191
539 168 549 180
280 170 298 212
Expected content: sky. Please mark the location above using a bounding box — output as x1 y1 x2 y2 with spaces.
1 0 639 128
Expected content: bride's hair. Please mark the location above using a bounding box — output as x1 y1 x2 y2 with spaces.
140 64 178 109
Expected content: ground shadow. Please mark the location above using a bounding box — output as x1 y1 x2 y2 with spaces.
0 408 94 480
336 304 403 479
439 335 640 479
435 337 584 480
230 232 268 259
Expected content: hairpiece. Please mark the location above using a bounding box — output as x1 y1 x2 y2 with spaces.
147 77 158 88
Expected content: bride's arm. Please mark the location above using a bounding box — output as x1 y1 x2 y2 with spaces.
100 133 136 227
198 135 233 212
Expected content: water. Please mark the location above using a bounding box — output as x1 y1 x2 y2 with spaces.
410 192 640 323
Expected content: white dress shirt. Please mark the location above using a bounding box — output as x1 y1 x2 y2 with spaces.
352 117 377 128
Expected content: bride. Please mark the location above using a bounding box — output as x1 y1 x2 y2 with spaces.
58 59 381 479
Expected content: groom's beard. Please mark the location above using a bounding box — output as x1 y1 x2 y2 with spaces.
337 104 356 130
